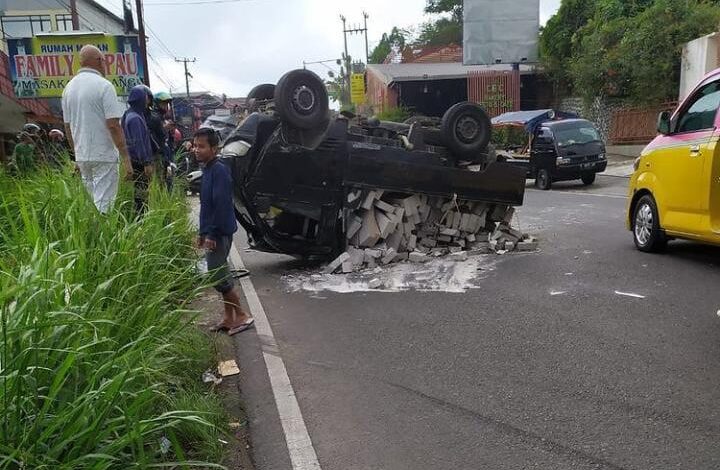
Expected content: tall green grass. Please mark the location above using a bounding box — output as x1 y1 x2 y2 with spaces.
0 167 226 469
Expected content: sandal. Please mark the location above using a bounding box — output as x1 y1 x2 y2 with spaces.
227 318 255 336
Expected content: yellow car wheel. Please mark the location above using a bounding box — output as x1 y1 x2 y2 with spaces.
632 195 667 253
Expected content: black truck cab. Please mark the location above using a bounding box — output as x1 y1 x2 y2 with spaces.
493 110 607 190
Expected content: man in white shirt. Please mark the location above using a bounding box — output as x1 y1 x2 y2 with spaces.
62 45 132 213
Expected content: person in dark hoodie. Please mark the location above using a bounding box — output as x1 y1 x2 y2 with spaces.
122 85 154 214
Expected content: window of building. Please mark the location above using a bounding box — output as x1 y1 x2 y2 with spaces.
56 14 73 32
1 15 52 39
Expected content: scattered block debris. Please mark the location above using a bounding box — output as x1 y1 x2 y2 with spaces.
322 188 539 273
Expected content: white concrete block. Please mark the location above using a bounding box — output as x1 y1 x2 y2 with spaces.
441 228 460 237
407 234 417 251
323 252 350 274
450 251 468 262
466 233 476 243
375 210 393 239
444 211 454 228
419 237 437 248
386 229 403 252
347 247 365 267
342 260 354 273
346 215 363 240
460 214 471 232
347 190 362 204
357 210 381 247
409 251 429 263
361 191 377 210
449 245 463 253
517 240 539 251
381 248 398 265
374 199 396 214
451 212 462 230
368 278 383 289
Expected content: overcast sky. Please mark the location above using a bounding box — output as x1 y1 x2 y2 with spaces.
94 0 561 97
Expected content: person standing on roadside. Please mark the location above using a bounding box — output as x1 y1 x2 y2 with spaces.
148 91 174 189
122 85 155 214
194 128 254 335
62 45 132 214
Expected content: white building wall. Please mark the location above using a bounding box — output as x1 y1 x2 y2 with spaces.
77 0 125 35
680 32 720 101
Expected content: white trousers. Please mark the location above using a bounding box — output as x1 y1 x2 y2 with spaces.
77 161 119 214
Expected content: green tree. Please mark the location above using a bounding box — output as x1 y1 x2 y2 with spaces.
416 17 462 46
369 27 408 64
618 0 720 103
424 0 463 22
539 0 597 87
417 0 463 46
543 0 720 104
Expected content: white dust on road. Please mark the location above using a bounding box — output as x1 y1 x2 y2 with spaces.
284 255 502 294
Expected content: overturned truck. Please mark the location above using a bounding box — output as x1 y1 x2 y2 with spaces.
218 69 528 261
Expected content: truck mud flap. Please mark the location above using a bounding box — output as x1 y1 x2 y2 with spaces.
343 152 526 206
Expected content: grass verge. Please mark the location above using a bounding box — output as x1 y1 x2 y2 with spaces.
0 167 226 469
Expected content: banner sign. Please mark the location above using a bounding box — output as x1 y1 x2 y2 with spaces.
7 34 146 98
350 73 366 105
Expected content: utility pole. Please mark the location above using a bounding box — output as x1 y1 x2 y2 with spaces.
340 14 370 64
135 0 150 85
363 12 369 65
70 0 79 30
340 14 369 106
175 57 196 98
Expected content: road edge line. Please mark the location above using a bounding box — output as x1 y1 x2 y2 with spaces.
229 246 322 470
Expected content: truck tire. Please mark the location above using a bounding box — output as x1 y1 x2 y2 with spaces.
535 168 552 190
247 83 275 101
274 69 329 130
441 102 492 159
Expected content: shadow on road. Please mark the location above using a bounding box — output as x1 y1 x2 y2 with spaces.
658 240 720 266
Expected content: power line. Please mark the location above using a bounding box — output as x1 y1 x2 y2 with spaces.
147 51 177 91
144 21 176 59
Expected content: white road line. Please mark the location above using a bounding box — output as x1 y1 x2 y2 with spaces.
229 246 322 470
614 290 646 299
527 189 628 199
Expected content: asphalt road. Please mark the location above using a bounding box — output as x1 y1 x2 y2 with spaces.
232 175 720 470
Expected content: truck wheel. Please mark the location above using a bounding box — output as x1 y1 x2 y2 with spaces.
633 195 667 252
441 102 492 159
247 83 276 101
274 69 329 130
535 168 552 190
581 173 596 185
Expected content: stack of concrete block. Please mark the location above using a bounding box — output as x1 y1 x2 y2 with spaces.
325 188 537 273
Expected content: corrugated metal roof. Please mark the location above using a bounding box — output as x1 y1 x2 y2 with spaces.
367 62 536 85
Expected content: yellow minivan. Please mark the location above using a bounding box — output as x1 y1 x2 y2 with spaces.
627 68 720 252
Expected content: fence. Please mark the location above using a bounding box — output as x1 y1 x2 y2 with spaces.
609 102 678 145
467 70 521 118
